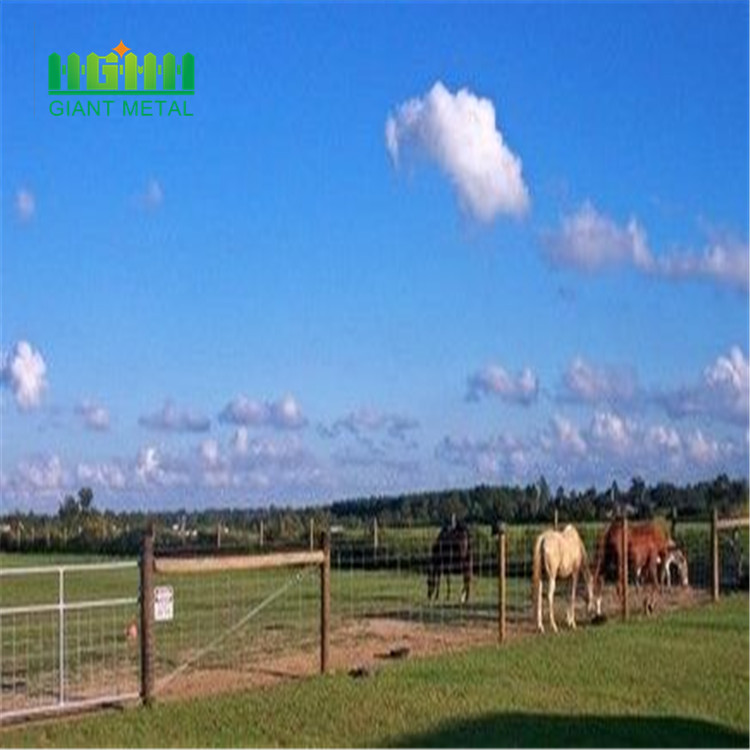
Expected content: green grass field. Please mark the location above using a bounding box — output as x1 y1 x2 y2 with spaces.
0 536 729 722
1 595 747 747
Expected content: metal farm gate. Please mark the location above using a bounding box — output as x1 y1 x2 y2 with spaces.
0 561 140 722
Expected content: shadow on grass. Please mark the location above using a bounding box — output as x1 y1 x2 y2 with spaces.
391 711 749 748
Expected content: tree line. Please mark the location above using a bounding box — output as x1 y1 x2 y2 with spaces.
1 473 747 556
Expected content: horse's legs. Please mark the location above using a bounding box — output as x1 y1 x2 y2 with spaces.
650 554 661 594
536 573 545 633
548 574 558 633
567 570 578 629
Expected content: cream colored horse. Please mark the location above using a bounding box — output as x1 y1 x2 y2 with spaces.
533 525 595 633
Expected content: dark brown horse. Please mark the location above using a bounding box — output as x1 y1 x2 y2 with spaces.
592 519 676 612
427 523 472 603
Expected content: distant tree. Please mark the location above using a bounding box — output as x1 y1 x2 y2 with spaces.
78 487 95 515
58 494 80 527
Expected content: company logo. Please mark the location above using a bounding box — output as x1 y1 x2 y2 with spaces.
48 40 194 95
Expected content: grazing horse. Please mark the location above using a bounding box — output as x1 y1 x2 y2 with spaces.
427 523 472 603
533 525 595 633
592 519 677 613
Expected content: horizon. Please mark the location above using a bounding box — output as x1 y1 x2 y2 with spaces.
2 2 748 515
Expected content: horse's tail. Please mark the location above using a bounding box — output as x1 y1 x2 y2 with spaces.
532 533 545 626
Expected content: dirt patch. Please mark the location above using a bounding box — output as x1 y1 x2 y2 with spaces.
156 616 497 700
156 585 713 702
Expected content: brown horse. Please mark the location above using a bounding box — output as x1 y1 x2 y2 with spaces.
427 523 472 603
592 519 676 613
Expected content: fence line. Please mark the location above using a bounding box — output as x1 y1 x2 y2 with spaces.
0 561 139 723
140 530 331 705
1 514 746 722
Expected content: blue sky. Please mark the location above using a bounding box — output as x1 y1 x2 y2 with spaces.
1 1 748 512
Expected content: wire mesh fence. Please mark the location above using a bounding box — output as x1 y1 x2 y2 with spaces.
0 562 140 721
152 561 322 698
1 515 745 720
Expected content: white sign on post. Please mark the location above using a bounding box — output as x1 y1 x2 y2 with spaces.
154 585 174 622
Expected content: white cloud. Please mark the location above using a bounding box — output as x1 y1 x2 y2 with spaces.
589 411 634 456
1 341 48 410
14 188 35 222
231 426 250 455
13 455 67 495
550 415 588 457
134 445 190 487
138 400 211 433
544 202 748 292
544 201 653 272
270 395 307 429
220 396 266 426
75 400 110 431
656 239 749 293
645 424 682 454
218 394 307 430
76 461 127 490
386 81 530 222
435 434 530 479
686 429 723 466
560 356 638 405
658 346 749 425
321 407 419 442
703 346 750 422
466 364 538 405
199 438 221 467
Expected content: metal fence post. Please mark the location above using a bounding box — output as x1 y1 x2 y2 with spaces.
58 568 65 706
497 523 506 644
711 508 720 602
140 526 155 705
620 516 629 621
320 531 330 674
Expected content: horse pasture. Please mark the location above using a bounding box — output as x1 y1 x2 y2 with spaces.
0 594 747 747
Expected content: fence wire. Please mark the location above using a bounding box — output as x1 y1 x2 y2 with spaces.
0 562 139 721
152 563 320 697
2 517 743 719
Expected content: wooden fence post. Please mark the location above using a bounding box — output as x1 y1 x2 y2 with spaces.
140 525 155 706
620 515 629 621
711 508 720 602
553 507 559 531
259 519 264 549
373 518 379 554
497 523 506 644
320 531 330 674
309 518 315 552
